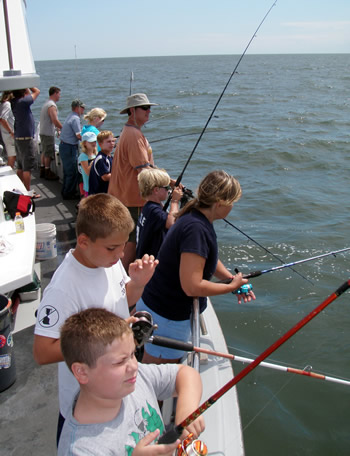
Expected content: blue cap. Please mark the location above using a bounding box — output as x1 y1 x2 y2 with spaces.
82 131 97 142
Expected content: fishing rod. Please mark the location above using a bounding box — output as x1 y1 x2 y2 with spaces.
223 218 312 284
163 1 277 212
150 129 230 144
148 335 350 387
218 247 350 281
158 278 350 444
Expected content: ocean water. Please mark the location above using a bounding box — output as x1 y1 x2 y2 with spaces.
33 54 350 455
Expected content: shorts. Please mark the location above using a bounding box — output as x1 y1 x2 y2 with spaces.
127 206 142 243
15 138 36 171
40 134 55 159
136 298 191 359
2 133 16 157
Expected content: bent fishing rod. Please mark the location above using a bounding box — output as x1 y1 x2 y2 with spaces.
218 247 350 281
147 335 350 387
163 1 277 212
158 278 350 444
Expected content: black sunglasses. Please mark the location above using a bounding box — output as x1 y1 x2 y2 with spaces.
161 185 171 191
138 105 151 111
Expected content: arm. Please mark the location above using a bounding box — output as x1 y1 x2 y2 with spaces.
126 254 159 307
80 159 91 176
48 105 62 129
174 365 205 438
165 187 182 229
101 173 111 182
0 118 14 136
33 334 64 364
29 87 40 101
179 252 247 297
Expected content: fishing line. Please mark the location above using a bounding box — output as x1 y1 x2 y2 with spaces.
242 374 295 432
218 247 350 281
163 0 278 211
223 218 312 284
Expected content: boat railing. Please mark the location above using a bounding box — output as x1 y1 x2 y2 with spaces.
188 298 201 371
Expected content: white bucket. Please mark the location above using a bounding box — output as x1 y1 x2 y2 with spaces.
36 223 57 260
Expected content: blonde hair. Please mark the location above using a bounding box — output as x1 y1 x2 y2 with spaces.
84 107 106 123
76 194 134 241
81 141 97 155
137 168 170 198
60 308 132 370
178 170 242 217
97 130 114 145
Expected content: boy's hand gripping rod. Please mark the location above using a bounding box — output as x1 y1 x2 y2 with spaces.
158 278 350 444
218 247 350 282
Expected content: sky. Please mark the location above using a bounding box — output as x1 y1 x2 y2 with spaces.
26 0 350 61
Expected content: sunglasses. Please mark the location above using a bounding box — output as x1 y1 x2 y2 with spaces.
138 105 151 111
161 185 171 191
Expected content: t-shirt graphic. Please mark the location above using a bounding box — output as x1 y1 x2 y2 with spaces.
125 401 164 455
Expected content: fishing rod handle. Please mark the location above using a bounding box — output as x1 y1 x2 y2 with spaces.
158 424 184 444
150 335 194 352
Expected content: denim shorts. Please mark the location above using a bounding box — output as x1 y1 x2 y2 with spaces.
136 298 191 359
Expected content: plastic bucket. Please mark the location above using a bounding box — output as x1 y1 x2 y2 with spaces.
36 223 57 260
0 294 16 392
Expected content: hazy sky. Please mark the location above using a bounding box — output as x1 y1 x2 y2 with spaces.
26 0 350 61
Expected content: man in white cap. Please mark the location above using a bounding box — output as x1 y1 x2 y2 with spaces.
108 93 157 271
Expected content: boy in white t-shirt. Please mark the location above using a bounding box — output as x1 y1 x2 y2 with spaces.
58 308 204 456
33 193 159 445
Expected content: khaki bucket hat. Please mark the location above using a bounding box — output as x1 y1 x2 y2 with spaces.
120 93 158 114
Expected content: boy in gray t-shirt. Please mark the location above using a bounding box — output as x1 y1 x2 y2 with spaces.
58 308 205 456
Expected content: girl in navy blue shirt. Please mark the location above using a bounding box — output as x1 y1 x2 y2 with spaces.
136 170 256 363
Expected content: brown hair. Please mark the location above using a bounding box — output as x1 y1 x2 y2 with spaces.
178 170 242 218
76 194 134 241
60 308 132 370
97 130 114 145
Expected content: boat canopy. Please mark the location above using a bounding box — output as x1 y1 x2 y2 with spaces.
0 0 39 91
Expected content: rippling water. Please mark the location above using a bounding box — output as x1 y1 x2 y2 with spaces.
34 54 350 455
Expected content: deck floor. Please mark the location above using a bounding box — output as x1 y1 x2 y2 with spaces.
0 170 77 455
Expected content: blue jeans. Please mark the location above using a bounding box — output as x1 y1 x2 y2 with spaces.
59 141 79 197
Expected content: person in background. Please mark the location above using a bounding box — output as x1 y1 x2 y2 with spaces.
0 91 16 169
136 167 183 259
57 308 204 456
108 93 158 271
136 170 256 364
81 107 106 152
11 87 40 192
78 131 97 197
59 99 85 200
33 193 158 445
88 130 114 195
39 86 62 180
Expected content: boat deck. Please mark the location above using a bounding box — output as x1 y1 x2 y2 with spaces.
0 169 77 455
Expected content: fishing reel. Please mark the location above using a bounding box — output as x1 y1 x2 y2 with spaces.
176 433 208 455
131 311 157 361
234 283 253 295
179 186 194 208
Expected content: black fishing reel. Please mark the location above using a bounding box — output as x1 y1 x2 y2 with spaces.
179 186 194 208
132 311 158 361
